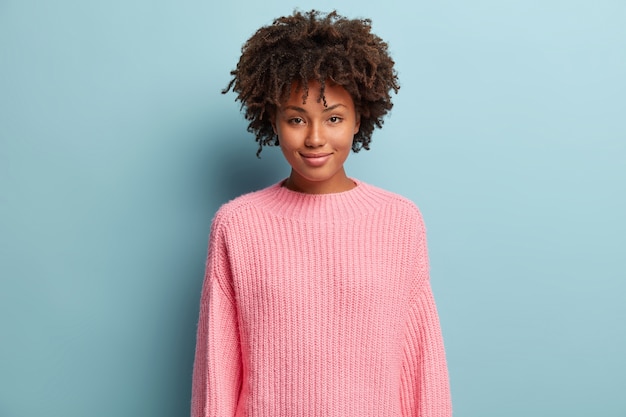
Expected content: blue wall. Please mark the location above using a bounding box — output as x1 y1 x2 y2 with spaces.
1 1 625 416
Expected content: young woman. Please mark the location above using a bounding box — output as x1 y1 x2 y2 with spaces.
192 10 452 417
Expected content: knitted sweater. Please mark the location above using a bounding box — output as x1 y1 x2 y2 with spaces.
191 179 452 417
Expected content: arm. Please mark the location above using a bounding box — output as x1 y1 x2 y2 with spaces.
191 221 242 417
400 280 452 417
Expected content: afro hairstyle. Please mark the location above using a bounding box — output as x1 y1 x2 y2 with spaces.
223 9 400 156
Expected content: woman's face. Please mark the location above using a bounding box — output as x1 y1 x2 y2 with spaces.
272 80 360 194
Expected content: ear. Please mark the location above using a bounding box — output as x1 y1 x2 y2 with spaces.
269 112 278 135
354 112 361 135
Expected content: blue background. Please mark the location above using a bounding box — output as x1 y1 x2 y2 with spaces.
1 1 625 416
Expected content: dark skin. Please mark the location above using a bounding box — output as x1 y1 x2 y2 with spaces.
272 80 360 194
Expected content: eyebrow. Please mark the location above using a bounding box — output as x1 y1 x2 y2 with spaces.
282 103 347 113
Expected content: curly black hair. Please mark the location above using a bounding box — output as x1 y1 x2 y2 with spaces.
223 9 400 157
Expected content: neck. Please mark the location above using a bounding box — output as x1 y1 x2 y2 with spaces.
283 171 356 194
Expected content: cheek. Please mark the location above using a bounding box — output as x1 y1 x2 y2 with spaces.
277 133 295 151
278 135 298 158
338 128 356 148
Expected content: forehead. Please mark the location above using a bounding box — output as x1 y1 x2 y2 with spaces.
284 79 354 106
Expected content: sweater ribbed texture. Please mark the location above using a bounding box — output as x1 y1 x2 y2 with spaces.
191 179 452 417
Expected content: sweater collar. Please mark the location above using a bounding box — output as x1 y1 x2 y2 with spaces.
251 178 388 222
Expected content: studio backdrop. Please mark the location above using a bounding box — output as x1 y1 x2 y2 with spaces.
1 1 625 416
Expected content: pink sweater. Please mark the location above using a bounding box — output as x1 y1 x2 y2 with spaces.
191 179 452 417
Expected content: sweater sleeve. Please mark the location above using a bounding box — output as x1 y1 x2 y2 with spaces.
400 280 452 417
191 218 242 417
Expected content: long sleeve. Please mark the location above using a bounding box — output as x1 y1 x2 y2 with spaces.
400 280 452 417
191 220 242 417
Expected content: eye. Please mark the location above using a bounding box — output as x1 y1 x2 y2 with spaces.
288 117 304 125
328 116 343 123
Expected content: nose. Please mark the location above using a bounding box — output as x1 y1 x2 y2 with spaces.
304 121 325 148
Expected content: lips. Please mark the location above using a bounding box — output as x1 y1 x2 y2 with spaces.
300 152 332 167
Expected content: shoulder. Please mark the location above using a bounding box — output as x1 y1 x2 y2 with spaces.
358 180 425 225
210 182 281 231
